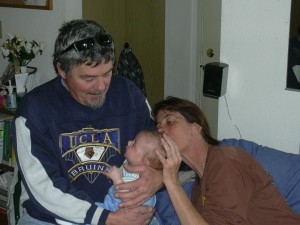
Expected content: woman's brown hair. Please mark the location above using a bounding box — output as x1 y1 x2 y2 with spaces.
153 96 219 146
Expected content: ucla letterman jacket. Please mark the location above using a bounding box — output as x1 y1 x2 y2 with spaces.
12 75 155 225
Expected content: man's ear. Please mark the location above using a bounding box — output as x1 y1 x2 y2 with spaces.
56 62 66 79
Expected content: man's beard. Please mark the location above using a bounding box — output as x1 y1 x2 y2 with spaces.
87 94 106 110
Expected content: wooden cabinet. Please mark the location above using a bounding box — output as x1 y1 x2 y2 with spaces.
83 0 165 107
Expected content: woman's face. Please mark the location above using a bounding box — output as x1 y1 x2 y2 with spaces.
156 109 195 152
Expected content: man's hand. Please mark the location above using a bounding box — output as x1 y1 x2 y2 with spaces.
106 206 155 225
115 164 163 208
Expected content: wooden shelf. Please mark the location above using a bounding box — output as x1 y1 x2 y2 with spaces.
0 108 15 116
0 107 15 224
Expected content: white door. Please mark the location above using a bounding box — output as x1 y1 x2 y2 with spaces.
197 0 222 138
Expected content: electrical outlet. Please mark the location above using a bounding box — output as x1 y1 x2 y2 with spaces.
0 20 2 39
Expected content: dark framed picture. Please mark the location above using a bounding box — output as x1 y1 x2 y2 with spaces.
286 0 300 91
0 0 53 10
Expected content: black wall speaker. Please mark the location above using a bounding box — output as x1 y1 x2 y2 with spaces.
203 62 229 98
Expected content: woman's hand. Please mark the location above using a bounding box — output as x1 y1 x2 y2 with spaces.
157 133 182 186
115 164 163 208
157 134 209 225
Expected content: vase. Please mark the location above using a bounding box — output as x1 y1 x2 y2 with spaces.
20 66 27 74
15 73 29 95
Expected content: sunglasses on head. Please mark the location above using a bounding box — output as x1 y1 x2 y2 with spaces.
59 34 112 55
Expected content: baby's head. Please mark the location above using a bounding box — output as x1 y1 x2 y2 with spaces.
125 130 165 169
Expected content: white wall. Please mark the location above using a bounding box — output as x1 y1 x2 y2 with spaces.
218 0 300 154
165 0 300 154
0 0 82 85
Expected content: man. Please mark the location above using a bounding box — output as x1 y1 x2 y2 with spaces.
13 19 161 225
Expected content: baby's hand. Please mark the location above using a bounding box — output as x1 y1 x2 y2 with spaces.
106 166 122 185
107 166 120 178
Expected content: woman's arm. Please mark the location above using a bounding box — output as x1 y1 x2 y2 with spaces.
166 182 208 225
157 134 209 225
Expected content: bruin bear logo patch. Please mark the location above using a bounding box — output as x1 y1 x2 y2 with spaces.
60 127 121 183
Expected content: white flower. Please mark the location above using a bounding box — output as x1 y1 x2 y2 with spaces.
32 46 40 55
1 47 10 57
1 33 46 71
15 33 24 42
39 42 47 51
7 33 13 40
25 42 33 53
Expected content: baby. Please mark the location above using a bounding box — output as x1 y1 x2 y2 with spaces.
57 130 164 225
96 129 164 212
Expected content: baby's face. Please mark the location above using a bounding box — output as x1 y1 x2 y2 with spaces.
125 133 148 166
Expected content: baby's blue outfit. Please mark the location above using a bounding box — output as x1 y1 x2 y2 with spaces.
63 162 159 225
97 166 157 211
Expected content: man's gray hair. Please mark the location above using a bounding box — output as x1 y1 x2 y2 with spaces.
53 19 115 76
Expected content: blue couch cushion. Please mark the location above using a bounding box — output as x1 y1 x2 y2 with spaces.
156 181 194 225
220 138 300 214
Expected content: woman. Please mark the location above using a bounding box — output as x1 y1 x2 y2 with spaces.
153 96 300 225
